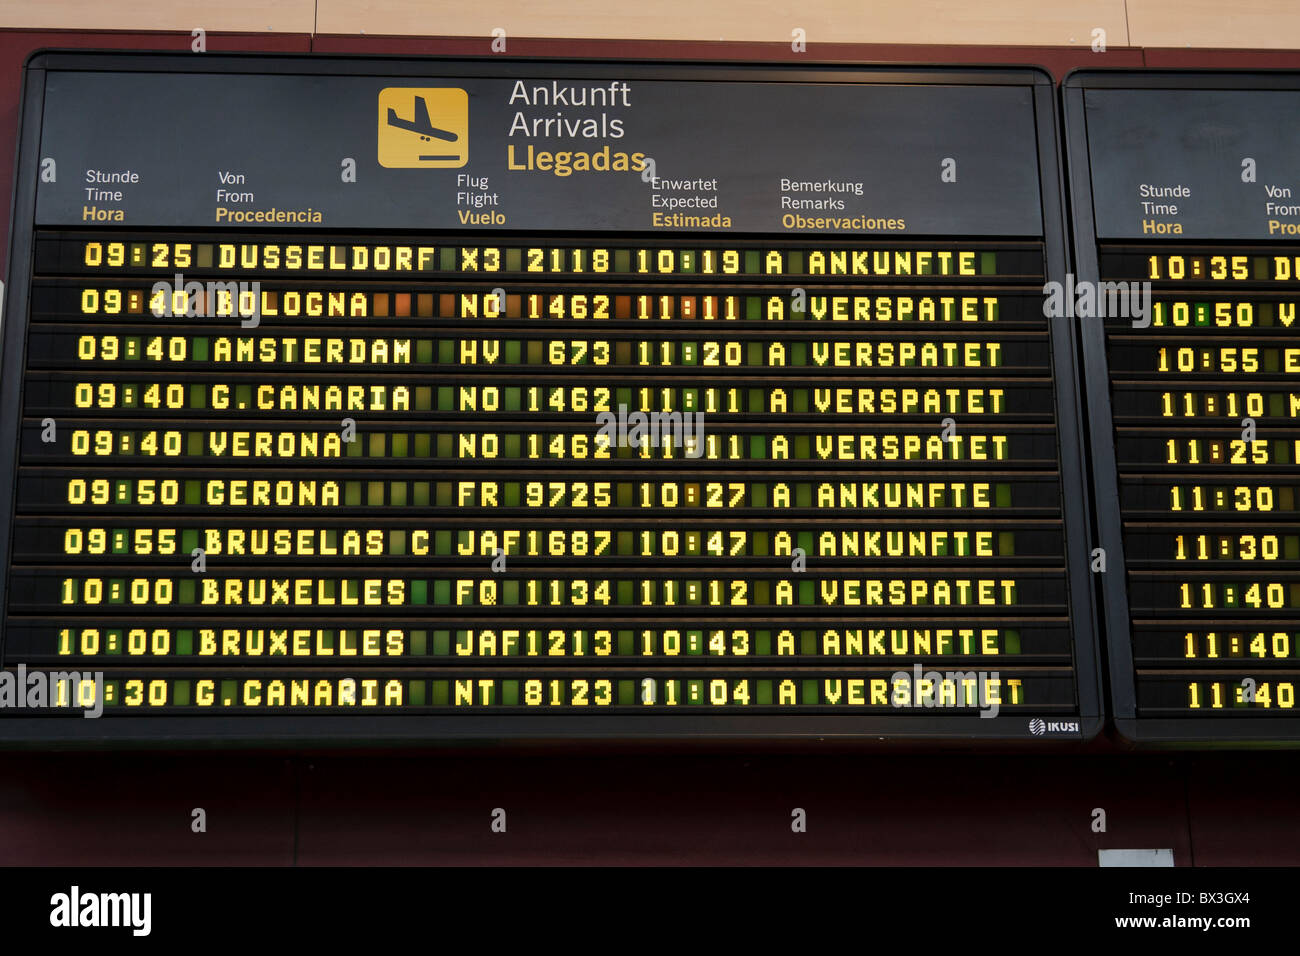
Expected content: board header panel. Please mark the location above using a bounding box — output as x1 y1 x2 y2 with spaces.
34 58 1044 235
1078 76 1300 240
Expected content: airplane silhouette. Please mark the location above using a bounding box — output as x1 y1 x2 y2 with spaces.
387 96 459 143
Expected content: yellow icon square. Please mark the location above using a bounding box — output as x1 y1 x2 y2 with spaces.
377 88 468 168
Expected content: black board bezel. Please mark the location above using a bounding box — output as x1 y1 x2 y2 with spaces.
0 51 1099 745
1062 68 1300 745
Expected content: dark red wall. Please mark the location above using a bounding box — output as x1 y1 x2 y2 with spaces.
2 30 1298 865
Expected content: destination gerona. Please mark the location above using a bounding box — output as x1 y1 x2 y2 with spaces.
506 144 647 177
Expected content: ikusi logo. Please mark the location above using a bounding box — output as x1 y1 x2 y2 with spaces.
1029 718 1080 735
49 885 151 936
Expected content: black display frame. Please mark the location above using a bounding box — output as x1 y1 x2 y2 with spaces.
0 51 1101 745
1062 68 1300 745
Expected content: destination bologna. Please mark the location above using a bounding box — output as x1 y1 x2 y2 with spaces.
215 206 323 224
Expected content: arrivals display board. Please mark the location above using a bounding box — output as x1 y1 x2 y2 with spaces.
1064 70 1300 742
0 53 1099 742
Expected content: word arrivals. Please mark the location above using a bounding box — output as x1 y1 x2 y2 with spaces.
595 404 705 458
49 886 151 936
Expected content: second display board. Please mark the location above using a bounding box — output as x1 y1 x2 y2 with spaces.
1064 70 1300 743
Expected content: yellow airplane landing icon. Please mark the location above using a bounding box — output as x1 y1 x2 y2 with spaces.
378 88 468 168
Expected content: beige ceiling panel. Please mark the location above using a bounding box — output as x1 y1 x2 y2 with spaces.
0 0 316 33
316 0 1131 47
1128 0 1300 49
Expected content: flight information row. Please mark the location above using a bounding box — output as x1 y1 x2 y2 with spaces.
0 668 1074 713
25 471 1298 515
21 423 1051 464
5 664 1290 715
27 422 1300 467
33 284 1300 329
24 571 1295 612
37 237 1040 280
16 521 1059 561
31 570 1065 610
5 620 1072 662
30 378 1044 417
6 621 1286 664
9 521 1292 564
25 377 1300 423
